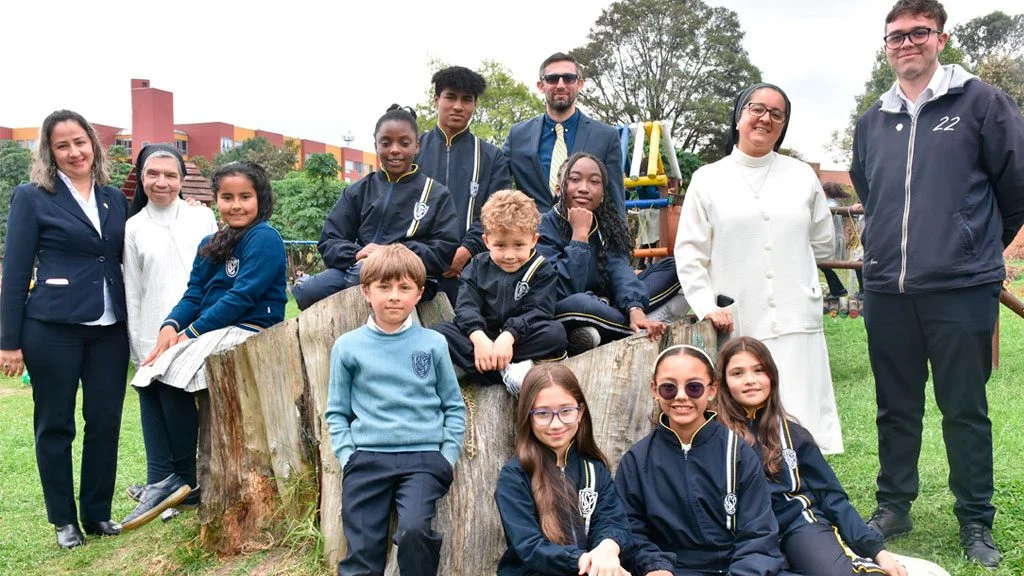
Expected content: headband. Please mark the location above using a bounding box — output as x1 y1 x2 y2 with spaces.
655 344 715 369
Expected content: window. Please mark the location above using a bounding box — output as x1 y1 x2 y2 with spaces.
220 137 234 151
17 139 36 151
345 160 354 172
175 140 188 154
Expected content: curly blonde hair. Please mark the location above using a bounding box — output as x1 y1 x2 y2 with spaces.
480 190 540 236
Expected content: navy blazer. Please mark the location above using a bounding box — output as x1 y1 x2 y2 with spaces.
503 111 625 218
1 180 129 349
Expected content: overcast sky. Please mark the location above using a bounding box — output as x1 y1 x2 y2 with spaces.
0 0 1013 169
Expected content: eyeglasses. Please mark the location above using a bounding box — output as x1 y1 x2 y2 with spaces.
542 73 580 86
529 406 583 426
884 27 941 49
656 381 707 401
744 102 786 124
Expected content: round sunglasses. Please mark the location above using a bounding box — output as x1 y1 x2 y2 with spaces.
656 381 707 400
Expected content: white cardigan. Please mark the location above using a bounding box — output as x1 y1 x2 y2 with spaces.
674 149 833 340
124 200 218 365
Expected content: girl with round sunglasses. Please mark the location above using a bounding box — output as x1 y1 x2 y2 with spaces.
614 345 791 576
714 337 909 576
495 363 632 576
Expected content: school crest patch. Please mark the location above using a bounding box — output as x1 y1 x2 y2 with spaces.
469 182 480 198
413 202 429 221
225 257 240 278
514 280 530 301
783 448 798 470
578 487 597 518
723 492 737 516
411 351 431 379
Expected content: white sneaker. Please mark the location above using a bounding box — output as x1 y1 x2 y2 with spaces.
501 360 534 395
646 293 689 324
567 326 601 356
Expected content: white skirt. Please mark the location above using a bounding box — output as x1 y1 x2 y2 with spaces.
130 326 257 393
762 331 844 454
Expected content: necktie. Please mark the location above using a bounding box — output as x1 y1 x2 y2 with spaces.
548 123 567 197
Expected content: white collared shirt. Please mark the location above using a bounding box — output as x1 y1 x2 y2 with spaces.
896 63 949 116
57 171 117 326
365 314 414 334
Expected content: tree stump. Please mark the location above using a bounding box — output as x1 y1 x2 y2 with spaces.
196 282 718 573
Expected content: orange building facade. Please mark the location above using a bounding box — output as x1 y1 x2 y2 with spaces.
1 78 376 182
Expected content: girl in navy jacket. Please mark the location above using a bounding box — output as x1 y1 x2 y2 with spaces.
537 152 678 356
715 337 906 576
495 363 632 575
291 104 460 309
614 345 788 576
124 162 286 530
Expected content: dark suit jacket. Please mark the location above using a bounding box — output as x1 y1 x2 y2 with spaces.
502 110 625 217
1 180 129 349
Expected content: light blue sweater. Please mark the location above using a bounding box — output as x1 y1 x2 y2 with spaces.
325 322 466 468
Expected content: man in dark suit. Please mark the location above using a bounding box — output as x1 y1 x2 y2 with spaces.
503 52 625 217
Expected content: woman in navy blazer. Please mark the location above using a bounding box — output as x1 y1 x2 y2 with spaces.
0 110 130 549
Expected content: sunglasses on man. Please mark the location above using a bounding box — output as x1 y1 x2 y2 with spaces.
541 73 580 86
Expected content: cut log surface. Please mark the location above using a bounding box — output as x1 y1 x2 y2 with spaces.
197 282 718 573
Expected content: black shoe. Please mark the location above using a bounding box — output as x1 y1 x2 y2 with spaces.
126 483 146 502
178 486 201 510
866 507 913 540
55 523 84 549
121 473 191 531
82 520 122 536
960 523 1001 568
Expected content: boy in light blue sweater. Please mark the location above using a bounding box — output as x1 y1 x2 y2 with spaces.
325 244 466 576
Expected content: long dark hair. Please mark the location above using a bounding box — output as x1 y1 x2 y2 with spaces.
198 162 274 263
713 336 789 479
552 152 632 286
515 364 607 545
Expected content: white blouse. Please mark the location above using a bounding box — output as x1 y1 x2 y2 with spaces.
124 198 218 365
674 149 834 340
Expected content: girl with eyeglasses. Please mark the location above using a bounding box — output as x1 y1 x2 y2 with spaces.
714 337 910 576
614 345 790 576
674 82 844 456
495 363 632 576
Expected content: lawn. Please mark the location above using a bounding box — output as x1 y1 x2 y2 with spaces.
1 291 1022 575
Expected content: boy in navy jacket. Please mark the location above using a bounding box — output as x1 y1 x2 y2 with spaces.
325 244 466 576
432 190 567 394
416 65 512 304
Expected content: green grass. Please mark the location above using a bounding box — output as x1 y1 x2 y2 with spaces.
1 293 1022 574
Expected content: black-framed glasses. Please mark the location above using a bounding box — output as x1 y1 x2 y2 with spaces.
744 102 787 124
884 27 941 49
656 381 706 401
529 405 583 426
542 73 580 86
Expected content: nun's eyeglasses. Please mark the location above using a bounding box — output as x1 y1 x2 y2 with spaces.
744 102 787 124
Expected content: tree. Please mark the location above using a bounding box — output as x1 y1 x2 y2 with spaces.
191 155 214 180
953 11 1024 110
953 11 1024 67
106 144 133 188
270 153 346 241
827 40 967 166
0 141 32 258
570 0 761 162
214 137 299 180
415 59 544 146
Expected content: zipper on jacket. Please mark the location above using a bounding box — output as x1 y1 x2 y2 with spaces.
371 181 396 244
444 145 451 192
898 113 917 293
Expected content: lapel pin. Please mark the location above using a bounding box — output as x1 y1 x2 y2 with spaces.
896 123 904 132
103 202 109 209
